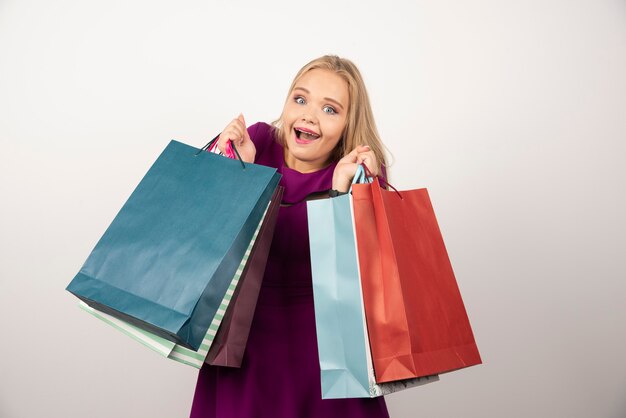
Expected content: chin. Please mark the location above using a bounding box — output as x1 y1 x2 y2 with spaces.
288 147 316 162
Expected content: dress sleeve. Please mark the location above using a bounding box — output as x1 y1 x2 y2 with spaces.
246 122 275 162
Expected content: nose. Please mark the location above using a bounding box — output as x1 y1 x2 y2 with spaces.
300 113 316 124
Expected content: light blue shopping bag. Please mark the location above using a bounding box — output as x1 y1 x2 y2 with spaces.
308 192 370 398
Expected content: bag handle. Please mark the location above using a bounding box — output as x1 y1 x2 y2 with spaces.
360 163 403 200
195 134 246 169
345 164 373 195
353 164 370 185
195 134 219 155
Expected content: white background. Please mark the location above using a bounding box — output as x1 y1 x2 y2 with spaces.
1 1 625 417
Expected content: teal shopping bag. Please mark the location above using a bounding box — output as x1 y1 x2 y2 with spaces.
67 140 281 350
308 166 438 398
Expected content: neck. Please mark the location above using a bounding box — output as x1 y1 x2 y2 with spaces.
283 149 330 173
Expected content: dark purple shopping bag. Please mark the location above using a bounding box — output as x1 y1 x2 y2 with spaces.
205 186 284 367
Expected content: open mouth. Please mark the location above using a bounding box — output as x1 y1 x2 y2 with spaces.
294 127 320 142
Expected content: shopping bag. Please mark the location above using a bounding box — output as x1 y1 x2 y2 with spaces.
205 185 284 367
66 140 281 350
307 167 438 398
76 190 275 368
352 177 481 383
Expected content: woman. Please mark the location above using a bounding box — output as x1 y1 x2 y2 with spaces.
190 55 389 418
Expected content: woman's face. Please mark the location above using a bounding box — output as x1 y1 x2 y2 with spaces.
281 69 349 172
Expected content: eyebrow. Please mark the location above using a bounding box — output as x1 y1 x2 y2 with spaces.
293 87 345 110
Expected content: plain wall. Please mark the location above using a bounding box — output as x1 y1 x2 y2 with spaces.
1 0 625 417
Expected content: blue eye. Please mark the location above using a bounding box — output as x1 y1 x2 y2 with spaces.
295 96 306 105
323 105 337 115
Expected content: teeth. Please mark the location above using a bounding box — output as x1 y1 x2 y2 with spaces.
295 128 319 140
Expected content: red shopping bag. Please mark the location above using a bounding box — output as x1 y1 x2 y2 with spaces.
352 178 481 383
205 186 284 367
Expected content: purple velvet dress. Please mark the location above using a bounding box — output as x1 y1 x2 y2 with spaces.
189 123 389 418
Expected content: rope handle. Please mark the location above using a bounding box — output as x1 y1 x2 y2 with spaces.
195 134 246 169
360 163 403 200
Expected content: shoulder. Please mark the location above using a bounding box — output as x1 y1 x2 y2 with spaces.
247 122 275 149
247 122 282 168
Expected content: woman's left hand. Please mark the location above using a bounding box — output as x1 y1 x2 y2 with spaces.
331 145 380 193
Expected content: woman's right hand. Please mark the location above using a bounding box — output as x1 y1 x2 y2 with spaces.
332 145 379 193
216 114 256 163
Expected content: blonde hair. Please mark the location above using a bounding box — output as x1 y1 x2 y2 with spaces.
273 55 387 168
